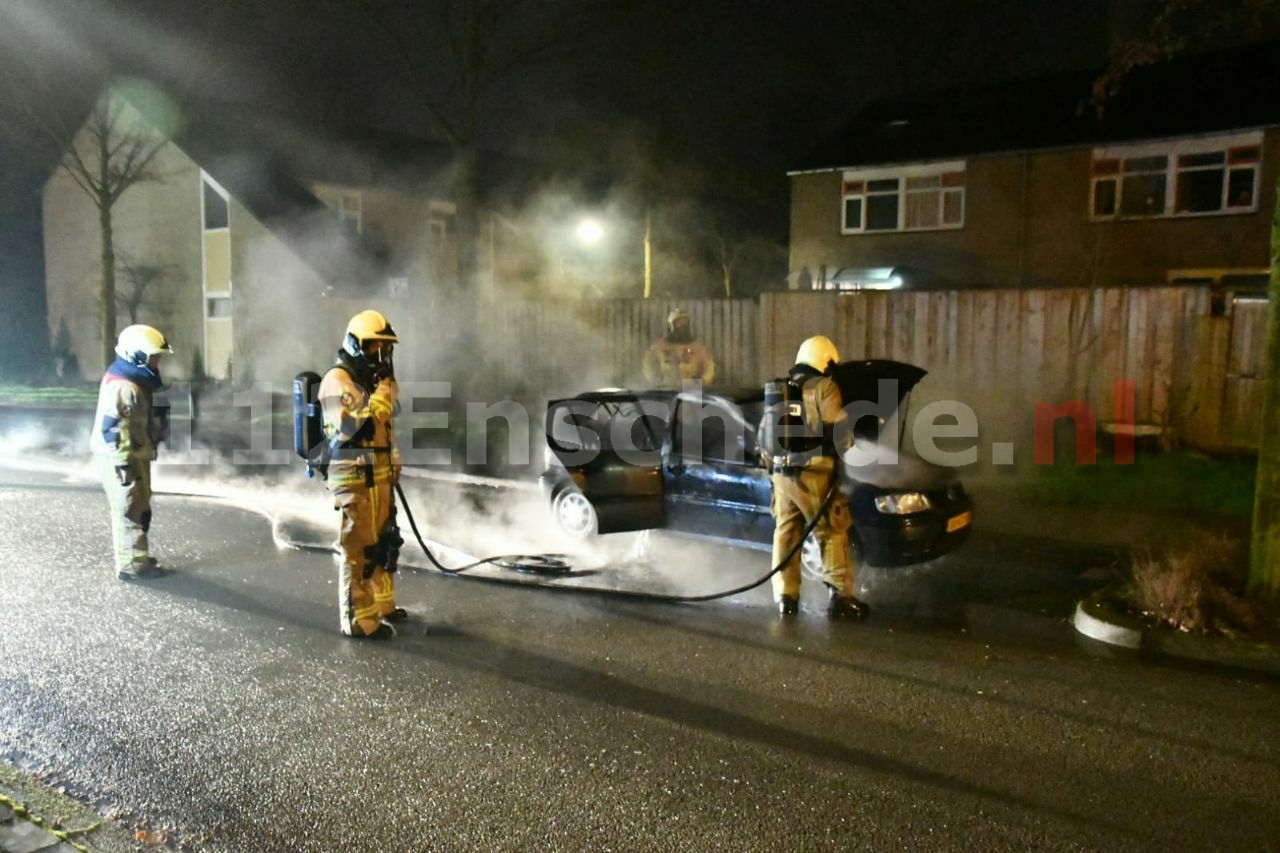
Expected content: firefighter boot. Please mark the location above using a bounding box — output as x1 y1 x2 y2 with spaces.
828 589 868 621
777 595 799 616
118 557 164 581
348 622 395 640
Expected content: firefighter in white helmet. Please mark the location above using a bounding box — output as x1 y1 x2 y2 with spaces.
643 308 716 388
91 324 173 580
319 309 406 639
757 335 866 619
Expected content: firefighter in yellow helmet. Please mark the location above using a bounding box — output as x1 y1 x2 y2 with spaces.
319 309 406 639
92 324 173 580
757 335 866 619
642 308 716 388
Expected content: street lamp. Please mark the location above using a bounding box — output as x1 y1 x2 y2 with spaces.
575 217 604 247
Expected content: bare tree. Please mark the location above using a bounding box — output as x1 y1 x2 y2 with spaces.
41 90 168 367
356 0 618 305
1094 0 1280 114
114 252 175 325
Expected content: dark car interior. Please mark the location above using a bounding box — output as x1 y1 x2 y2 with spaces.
548 400 670 456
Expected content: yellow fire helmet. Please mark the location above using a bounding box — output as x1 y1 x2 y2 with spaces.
115 324 173 365
795 335 840 372
344 309 398 351
666 307 689 331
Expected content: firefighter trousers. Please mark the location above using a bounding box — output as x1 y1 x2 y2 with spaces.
99 456 153 571
331 479 398 636
769 466 855 600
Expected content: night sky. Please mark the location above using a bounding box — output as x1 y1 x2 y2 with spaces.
0 0 1118 374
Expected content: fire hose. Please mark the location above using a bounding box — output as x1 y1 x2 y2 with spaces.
391 479 839 605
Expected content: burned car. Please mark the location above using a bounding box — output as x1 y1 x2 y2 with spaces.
539 360 973 568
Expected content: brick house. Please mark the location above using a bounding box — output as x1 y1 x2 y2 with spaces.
787 42 1279 293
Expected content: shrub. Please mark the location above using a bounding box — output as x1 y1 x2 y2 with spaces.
1125 532 1264 638
190 346 207 388
51 318 80 383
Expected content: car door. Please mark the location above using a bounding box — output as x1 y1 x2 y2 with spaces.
663 394 766 544
545 396 666 534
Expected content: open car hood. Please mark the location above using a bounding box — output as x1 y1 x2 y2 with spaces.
827 359 927 411
841 442 959 491
826 359 927 441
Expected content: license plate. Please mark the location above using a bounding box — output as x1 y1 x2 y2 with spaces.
946 510 972 533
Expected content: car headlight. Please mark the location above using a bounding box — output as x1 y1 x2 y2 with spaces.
874 492 931 514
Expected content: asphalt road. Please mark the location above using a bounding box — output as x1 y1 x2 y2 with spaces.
0 466 1278 852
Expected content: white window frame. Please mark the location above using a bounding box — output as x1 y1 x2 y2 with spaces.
205 295 232 319
427 199 456 241
199 171 232 299
1090 130 1262 221
841 160 966 235
199 171 233 377
201 173 230 233
334 191 362 233
313 184 364 233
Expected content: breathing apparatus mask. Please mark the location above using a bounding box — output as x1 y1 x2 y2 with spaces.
665 309 693 344
339 309 398 387
341 333 395 386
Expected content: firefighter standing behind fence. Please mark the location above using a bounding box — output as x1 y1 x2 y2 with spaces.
643 308 715 388
758 335 867 619
319 309 407 639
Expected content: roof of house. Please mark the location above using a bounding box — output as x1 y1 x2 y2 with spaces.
126 96 541 288
792 40 1280 174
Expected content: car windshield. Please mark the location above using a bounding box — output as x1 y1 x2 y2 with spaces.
548 398 670 454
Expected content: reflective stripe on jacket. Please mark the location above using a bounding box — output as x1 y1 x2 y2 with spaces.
91 360 158 465
319 366 400 488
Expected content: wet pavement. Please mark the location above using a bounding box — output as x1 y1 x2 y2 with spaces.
1 463 1279 851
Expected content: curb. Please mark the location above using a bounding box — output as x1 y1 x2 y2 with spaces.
1073 596 1143 650
1073 588 1280 676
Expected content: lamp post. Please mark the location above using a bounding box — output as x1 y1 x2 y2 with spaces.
643 208 652 299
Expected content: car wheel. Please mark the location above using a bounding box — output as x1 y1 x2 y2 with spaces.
552 488 598 539
799 532 864 581
800 532 823 581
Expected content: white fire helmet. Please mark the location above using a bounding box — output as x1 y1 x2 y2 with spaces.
115 324 173 366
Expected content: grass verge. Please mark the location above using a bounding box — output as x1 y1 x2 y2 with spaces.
0 383 98 407
1018 448 1257 518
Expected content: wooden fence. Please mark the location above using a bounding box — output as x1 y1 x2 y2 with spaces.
486 286 1264 453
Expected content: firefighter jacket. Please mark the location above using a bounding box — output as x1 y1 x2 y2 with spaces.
643 335 715 388
319 361 401 489
758 364 851 473
91 357 163 466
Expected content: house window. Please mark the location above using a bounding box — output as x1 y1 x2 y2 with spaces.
313 185 363 233
206 296 231 319
427 199 456 243
203 177 229 230
334 192 362 233
841 162 965 234
1090 131 1261 220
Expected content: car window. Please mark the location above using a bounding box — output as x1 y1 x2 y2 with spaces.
739 400 764 464
599 399 669 454
548 401 604 452
673 397 752 465
549 398 671 458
